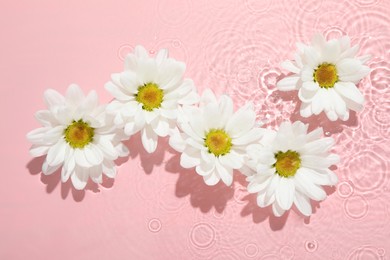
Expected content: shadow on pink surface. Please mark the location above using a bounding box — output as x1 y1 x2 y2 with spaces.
240 184 337 229
165 153 235 214
127 132 169 174
26 156 119 201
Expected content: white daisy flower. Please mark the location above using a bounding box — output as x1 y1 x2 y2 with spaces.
26 85 129 190
169 89 264 186
106 45 199 153
246 121 339 217
277 34 370 121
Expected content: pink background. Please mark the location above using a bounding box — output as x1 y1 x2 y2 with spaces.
1 0 390 259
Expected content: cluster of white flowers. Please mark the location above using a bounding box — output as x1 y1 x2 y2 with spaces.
27 34 370 217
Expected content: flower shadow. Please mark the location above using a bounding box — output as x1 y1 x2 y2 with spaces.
26 156 115 202
240 193 290 231
165 153 235 213
240 184 337 229
127 132 168 174
271 88 359 135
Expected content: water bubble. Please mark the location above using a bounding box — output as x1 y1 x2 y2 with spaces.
237 68 252 83
244 243 259 258
212 209 225 219
172 39 182 48
280 245 294 260
148 218 162 233
117 44 133 61
149 50 156 55
157 0 191 26
305 240 318 252
343 195 369 220
245 0 273 14
189 223 216 249
260 254 281 260
377 248 385 256
337 180 354 198
347 245 382 259
233 185 248 204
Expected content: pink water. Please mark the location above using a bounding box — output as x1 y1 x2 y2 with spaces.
1 0 390 259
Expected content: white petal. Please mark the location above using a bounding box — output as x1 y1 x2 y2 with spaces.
247 175 272 193
321 39 341 63
74 148 92 167
44 89 65 108
232 127 264 146
155 48 168 65
65 84 84 106
300 137 334 154
281 60 301 74
141 126 158 153
301 154 340 169
257 192 275 207
103 160 117 178
97 136 118 160
71 168 88 190
300 102 313 118
334 82 364 111
203 171 220 186
151 118 170 137
84 144 104 166
294 169 327 201
26 127 50 144
168 128 186 152
200 89 217 107
294 191 312 216
272 202 286 217
195 159 215 176
275 178 294 210
61 166 72 182
219 151 243 169
302 47 321 68
134 45 149 59
226 104 256 138
311 88 328 115
42 160 61 175
29 145 50 157
105 81 130 101
46 140 67 166
215 160 233 186
180 147 201 168
276 76 300 91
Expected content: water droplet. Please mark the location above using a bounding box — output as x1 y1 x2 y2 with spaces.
117 44 133 61
189 223 216 249
148 218 162 233
244 243 259 258
212 209 225 219
280 245 295 259
245 0 272 14
237 68 252 83
305 240 318 252
325 131 331 136
172 40 182 48
149 50 156 55
337 180 354 198
233 185 248 204
343 195 369 219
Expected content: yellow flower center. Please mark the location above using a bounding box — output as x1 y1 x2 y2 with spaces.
274 150 301 178
204 129 232 156
135 82 164 111
64 120 94 149
313 63 338 88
